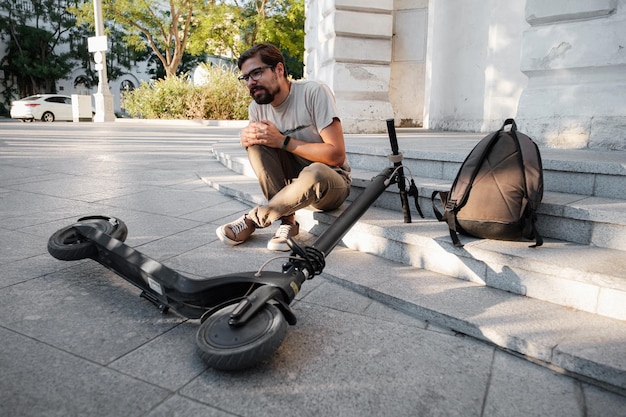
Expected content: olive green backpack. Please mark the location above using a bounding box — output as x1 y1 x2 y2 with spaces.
432 119 544 247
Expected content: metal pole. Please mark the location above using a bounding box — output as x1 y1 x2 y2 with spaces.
311 167 394 255
92 0 115 122
387 119 411 223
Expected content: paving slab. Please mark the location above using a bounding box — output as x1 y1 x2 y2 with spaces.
0 327 170 417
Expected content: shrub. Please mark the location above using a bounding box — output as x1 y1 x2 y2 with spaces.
121 65 249 120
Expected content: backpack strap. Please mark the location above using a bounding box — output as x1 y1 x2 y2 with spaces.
507 119 544 248
431 191 463 247
524 206 543 248
431 190 446 221
408 179 424 218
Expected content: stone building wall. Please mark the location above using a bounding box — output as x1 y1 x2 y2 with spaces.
516 0 626 149
423 0 529 133
305 0 626 150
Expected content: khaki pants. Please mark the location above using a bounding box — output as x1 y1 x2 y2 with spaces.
246 145 351 228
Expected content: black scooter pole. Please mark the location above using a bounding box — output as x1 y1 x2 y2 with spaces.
311 166 395 256
386 119 411 223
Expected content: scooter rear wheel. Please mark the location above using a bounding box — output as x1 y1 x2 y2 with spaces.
196 303 287 371
48 216 128 261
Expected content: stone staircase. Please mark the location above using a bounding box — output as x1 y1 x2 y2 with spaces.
205 129 626 393
342 134 626 321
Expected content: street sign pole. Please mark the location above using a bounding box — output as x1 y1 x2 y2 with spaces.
89 0 115 122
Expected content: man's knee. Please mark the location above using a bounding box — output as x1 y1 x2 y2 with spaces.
299 163 348 205
299 162 328 184
246 144 270 165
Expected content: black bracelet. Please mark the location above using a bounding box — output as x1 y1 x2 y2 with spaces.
281 135 291 150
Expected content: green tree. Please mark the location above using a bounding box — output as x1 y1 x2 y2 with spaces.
0 0 83 98
71 0 305 79
257 0 305 78
191 0 305 78
72 0 211 78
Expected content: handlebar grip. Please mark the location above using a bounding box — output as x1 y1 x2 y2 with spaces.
386 119 400 156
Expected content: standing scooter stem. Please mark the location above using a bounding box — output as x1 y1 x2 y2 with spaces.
310 120 411 256
387 119 412 223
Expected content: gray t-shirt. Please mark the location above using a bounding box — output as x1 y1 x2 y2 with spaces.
248 80 351 177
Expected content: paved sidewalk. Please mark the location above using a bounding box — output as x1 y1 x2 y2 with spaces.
1 120 625 417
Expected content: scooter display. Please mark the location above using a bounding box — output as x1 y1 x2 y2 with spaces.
47 120 422 370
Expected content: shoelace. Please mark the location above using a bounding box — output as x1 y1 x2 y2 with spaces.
273 224 292 240
229 217 249 235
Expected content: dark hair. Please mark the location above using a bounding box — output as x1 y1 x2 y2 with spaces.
238 43 288 79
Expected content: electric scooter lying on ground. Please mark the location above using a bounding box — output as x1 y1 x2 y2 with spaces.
47 120 422 370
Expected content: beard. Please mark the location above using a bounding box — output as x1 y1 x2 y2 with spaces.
250 79 280 104
250 86 275 104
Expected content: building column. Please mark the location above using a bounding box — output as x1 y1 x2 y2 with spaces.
305 0 395 133
516 0 626 150
389 1 429 127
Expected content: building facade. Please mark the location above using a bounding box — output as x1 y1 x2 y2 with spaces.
304 0 626 150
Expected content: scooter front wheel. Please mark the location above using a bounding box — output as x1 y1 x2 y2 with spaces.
196 303 287 371
48 216 128 261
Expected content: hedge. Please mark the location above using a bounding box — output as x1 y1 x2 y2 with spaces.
122 64 250 120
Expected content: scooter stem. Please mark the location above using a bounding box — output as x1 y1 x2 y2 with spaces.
387 119 412 223
311 166 395 256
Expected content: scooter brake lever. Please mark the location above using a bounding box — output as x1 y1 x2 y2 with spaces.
285 239 326 278
287 238 307 258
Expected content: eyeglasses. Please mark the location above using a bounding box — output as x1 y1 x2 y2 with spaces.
238 65 274 85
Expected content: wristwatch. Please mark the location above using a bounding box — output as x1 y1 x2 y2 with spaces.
281 135 292 150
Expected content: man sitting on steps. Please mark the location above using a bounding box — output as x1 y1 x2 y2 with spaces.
216 43 352 251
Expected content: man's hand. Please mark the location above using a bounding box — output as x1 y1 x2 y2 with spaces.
240 118 346 168
240 120 283 148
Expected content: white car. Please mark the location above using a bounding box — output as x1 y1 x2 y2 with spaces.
10 94 74 122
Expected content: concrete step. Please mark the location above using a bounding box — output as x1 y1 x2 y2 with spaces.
207 173 626 321
201 159 626 394
345 131 626 199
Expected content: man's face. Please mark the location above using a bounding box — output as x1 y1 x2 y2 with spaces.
240 57 280 105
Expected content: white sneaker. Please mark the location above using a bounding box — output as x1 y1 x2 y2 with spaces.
267 222 300 252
